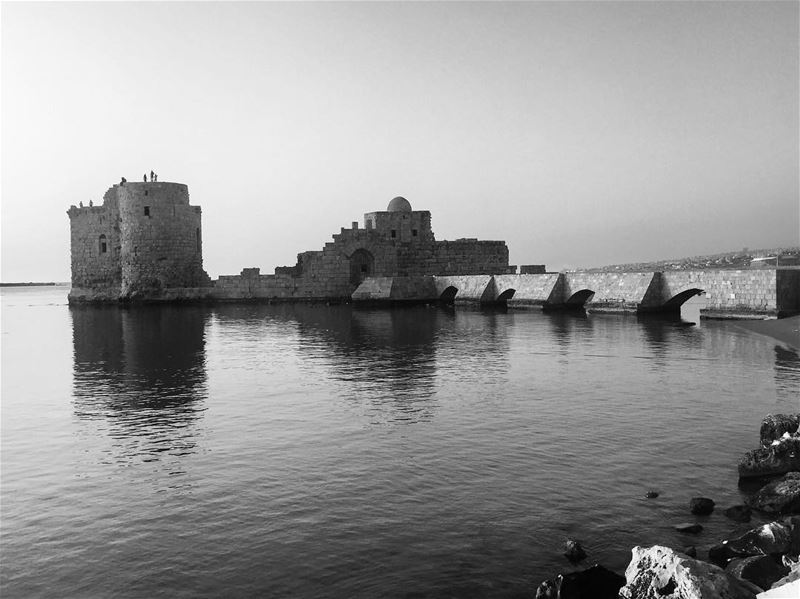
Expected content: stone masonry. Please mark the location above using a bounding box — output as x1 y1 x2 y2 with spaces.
67 182 210 303
212 196 512 301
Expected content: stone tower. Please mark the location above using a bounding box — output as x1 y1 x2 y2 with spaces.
67 181 210 302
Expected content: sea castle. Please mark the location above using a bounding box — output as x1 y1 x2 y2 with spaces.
67 181 800 317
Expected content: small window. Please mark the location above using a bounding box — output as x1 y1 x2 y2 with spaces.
196 228 201 252
412 229 418 237
99 234 107 254
391 229 397 238
144 190 149 196
144 206 150 217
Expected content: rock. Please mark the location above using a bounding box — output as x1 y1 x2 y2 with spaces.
725 505 753 523
535 564 626 599
645 490 659 499
739 433 800 479
746 472 800 514
675 522 703 534
709 544 739 568
708 521 794 568
691 497 716 515
756 579 800 599
564 538 587 562
726 556 789 592
760 414 800 447
771 560 800 588
535 578 558 599
684 546 697 558
619 545 756 599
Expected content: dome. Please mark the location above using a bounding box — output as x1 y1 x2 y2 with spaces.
387 196 412 212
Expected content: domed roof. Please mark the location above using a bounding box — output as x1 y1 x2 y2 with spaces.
387 196 412 212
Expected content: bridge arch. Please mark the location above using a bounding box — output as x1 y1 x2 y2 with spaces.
565 289 595 308
439 285 458 304
663 288 704 310
497 288 516 302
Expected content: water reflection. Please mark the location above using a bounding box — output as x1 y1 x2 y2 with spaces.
71 305 209 467
545 311 592 356
291 305 441 424
774 345 800 404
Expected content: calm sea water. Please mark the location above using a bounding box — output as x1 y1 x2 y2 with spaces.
2 285 798 598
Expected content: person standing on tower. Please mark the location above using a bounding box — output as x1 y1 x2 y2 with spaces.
154 173 158 182
150 170 155 182
143 174 147 182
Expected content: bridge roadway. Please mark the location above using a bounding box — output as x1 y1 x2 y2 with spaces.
351 269 800 318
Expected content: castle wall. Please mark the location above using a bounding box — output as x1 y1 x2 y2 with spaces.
66 189 121 298
116 182 209 297
430 240 509 275
363 211 434 243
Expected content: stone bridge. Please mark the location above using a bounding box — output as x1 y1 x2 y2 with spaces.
351 269 800 317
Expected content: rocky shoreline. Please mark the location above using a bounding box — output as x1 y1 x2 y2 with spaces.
536 414 800 599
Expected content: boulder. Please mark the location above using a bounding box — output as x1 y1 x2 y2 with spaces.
760 415 800 447
564 538 587 563
708 521 794 567
771 560 800 589
675 523 703 534
725 505 753 523
684 546 697 558
726 556 789 592
534 564 626 599
619 545 756 599
738 435 800 479
691 497 716 515
645 490 659 499
746 473 800 514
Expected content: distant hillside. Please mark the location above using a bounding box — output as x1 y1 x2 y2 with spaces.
584 246 800 272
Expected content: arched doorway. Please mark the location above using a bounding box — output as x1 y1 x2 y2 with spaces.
349 249 374 287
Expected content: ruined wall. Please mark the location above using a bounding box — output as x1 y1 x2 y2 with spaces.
117 182 209 297
66 187 121 299
213 209 511 301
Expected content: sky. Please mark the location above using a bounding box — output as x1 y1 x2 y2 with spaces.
1 1 798 282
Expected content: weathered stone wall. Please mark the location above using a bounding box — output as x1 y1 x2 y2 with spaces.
118 183 209 297
660 270 777 315
68 182 210 303
214 208 510 300
363 210 435 243
557 272 657 312
493 274 562 307
432 275 495 303
67 187 121 299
